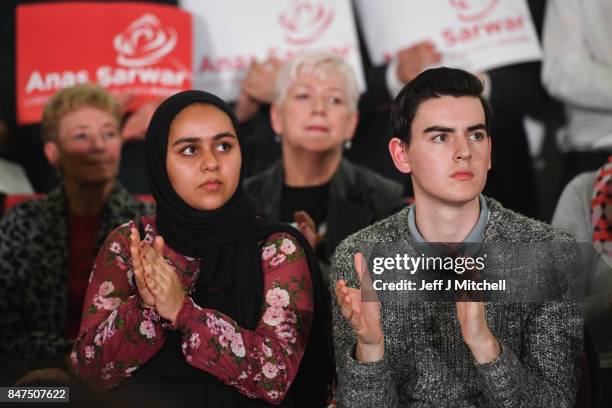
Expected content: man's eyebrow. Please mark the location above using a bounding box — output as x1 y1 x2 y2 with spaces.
424 126 454 133
423 124 486 133
466 123 486 132
172 132 236 146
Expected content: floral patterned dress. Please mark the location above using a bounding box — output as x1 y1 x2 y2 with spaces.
71 216 313 404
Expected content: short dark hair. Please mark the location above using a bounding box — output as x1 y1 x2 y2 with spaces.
390 67 492 146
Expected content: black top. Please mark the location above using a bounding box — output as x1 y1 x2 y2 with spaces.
280 182 331 228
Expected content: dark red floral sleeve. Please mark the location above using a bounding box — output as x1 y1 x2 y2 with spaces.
174 232 313 404
70 221 167 389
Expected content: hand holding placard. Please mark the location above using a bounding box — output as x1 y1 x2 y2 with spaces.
396 41 442 84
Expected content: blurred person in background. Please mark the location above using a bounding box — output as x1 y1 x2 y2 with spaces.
234 57 284 177
245 51 405 283
542 0 612 183
553 155 612 405
0 0 177 194
0 84 154 384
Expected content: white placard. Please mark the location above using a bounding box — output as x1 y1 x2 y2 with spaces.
355 0 541 73
180 0 365 101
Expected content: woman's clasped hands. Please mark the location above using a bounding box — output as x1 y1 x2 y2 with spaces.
130 228 186 325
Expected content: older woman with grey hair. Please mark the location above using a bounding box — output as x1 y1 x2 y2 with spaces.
245 51 404 281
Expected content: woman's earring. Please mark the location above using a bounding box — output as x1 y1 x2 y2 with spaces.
343 140 352 150
274 134 281 144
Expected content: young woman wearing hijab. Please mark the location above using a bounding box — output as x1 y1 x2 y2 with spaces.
70 91 332 407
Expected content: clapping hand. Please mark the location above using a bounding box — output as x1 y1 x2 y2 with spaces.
130 229 185 324
140 236 186 324
456 301 500 364
334 253 384 362
293 211 322 249
130 228 156 308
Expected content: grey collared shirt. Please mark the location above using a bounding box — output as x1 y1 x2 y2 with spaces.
408 195 490 255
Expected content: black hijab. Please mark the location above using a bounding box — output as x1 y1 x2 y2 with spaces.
114 91 333 408
146 90 257 257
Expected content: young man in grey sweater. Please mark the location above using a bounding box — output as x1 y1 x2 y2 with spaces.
331 67 583 407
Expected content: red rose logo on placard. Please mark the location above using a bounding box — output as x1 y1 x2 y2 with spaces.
113 14 177 67
279 1 334 45
449 0 500 22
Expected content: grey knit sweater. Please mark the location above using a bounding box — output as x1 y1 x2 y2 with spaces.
330 197 583 407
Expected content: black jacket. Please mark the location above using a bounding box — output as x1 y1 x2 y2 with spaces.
245 159 405 265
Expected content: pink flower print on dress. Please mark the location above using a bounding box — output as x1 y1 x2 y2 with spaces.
269 253 287 267
206 312 223 335
100 310 118 342
189 332 201 350
125 366 138 376
181 341 193 362
262 244 277 260
139 320 156 339
275 323 297 344
279 238 296 255
230 332 246 357
116 256 128 272
109 242 121 254
84 346 95 359
219 319 236 336
126 269 134 288
262 362 279 379
142 308 159 322
284 310 298 324
266 287 290 308
262 306 285 327
217 318 237 348
94 295 121 311
101 362 114 380
262 342 273 358
98 281 115 296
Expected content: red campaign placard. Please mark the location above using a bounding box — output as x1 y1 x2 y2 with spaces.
17 2 192 125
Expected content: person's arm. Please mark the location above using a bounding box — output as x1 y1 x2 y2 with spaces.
474 241 583 407
542 0 612 110
173 232 313 404
70 222 167 390
0 205 72 363
330 244 400 408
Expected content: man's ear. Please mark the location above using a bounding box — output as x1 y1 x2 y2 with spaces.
43 141 59 168
389 137 411 174
270 102 284 136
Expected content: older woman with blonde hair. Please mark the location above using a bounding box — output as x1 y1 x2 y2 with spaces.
245 51 404 280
